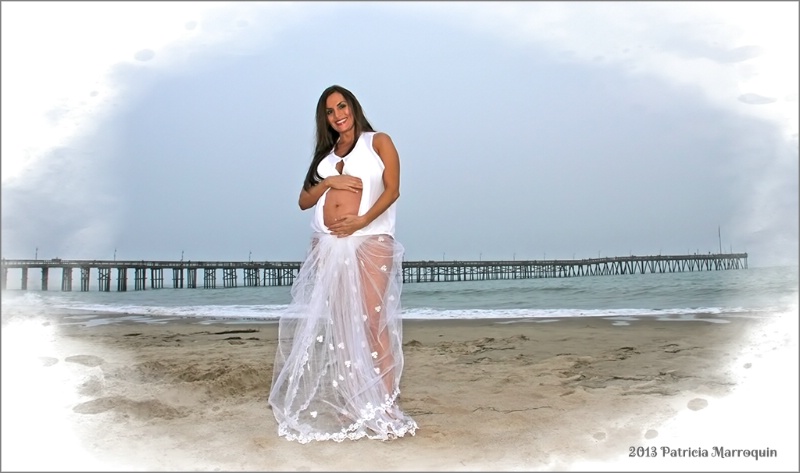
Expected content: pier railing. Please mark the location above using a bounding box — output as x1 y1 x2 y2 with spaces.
0 253 747 291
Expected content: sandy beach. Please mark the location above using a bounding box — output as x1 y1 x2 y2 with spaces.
1 308 797 471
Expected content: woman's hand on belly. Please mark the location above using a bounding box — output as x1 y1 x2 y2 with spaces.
327 213 368 237
327 175 363 192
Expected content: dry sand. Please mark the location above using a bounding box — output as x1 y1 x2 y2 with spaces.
1 308 797 471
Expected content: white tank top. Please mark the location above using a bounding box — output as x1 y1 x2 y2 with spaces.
311 132 396 237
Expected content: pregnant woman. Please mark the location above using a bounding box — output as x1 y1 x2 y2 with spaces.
268 85 417 443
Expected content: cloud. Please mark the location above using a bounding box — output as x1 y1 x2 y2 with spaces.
418 1 798 141
1 1 310 185
1 2 317 259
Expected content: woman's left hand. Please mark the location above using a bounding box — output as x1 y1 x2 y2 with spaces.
328 214 367 237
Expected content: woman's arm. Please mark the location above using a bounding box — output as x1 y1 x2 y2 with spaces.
298 180 329 210
327 132 400 235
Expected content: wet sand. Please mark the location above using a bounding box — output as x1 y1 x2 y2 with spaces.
1 309 797 471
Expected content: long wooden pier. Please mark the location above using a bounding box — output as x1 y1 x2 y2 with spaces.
0 253 747 291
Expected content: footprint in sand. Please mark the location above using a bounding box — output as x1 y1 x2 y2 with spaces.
65 355 105 367
73 396 119 414
73 395 186 419
251 436 272 448
593 432 606 441
744 362 752 369
39 356 58 367
78 376 104 396
687 398 708 411
644 429 658 439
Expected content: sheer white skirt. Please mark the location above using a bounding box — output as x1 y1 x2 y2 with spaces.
268 232 418 443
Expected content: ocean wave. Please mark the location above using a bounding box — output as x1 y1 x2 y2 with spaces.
50 302 292 320
33 300 777 322
399 306 771 320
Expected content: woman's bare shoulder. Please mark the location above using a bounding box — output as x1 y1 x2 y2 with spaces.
372 131 391 142
371 132 396 152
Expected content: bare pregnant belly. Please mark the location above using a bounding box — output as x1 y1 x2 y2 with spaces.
323 189 361 228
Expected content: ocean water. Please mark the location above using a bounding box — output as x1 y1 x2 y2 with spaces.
2 265 796 325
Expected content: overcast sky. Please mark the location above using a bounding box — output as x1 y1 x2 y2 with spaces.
2 1 797 267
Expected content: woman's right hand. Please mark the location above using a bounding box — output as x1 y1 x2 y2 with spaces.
325 175 363 193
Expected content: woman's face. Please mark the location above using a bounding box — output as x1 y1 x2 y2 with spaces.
325 92 353 135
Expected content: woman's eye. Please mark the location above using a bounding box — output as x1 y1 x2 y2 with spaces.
338 103 346 110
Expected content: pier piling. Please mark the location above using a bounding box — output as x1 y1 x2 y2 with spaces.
204 268 216 289
244 267 259 287
98 268 110 292
172 268 184 289
223 268 237 288
151 268 163 289
80 267 90 292
134 267 146 291
61 267 72 291
117 267 127 292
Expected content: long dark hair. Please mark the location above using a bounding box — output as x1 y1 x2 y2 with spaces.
303 85 374 190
